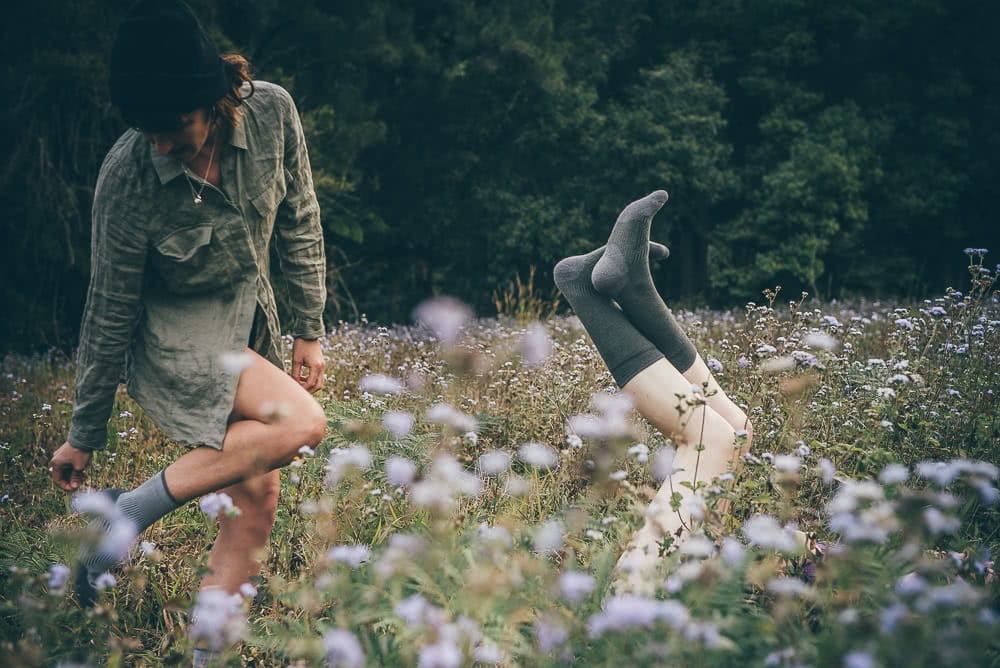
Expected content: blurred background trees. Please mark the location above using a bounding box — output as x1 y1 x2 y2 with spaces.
2 0 997 353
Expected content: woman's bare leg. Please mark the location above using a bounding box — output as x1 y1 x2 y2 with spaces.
162 348 326 503
612 358 741 594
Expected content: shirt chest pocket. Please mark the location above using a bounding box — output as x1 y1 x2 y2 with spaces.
247 165 289 225
151 223 242 296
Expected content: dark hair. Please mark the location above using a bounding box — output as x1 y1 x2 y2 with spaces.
122 53 255 136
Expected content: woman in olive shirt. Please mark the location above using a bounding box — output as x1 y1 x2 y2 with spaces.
46 0 328 633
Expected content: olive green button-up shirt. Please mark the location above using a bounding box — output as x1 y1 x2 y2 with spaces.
68 81 326 452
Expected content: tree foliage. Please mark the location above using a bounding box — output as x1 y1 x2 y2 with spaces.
1 0 997 352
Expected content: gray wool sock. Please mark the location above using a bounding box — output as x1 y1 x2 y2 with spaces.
554 246 664 387
591 191 697 372
79 471 182 581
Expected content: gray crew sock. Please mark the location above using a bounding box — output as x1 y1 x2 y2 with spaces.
591 191 697 372
554 245 664 387
79 471 182 582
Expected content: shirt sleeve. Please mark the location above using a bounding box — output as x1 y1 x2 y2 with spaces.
273 88 327 340
68 169 148 452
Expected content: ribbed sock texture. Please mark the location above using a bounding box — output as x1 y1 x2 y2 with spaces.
591 191 697 372
80 471 182 583
554 246 663 387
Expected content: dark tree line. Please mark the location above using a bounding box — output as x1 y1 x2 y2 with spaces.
2 0 997 353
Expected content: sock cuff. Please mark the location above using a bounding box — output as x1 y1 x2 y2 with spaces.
158 471 181 505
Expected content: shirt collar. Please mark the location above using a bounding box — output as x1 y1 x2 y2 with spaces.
150 122 248 185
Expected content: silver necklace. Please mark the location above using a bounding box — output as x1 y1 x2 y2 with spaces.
183 134 217 205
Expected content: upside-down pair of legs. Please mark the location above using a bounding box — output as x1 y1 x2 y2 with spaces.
553 191 754 594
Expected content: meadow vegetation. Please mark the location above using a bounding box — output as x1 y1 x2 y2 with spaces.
0 250 997 666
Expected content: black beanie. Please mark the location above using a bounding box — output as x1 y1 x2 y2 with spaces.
110 0 229 115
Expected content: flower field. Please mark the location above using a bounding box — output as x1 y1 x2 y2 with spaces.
1 253 998 667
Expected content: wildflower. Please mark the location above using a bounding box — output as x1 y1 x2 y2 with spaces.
517 442 559 470
325 445 373 487
534 616 569 653
923 508 961 535
395 594 434 627
679 534 715 559
928 306 947 317
609 470 627 481
627 443 649 463
478 450 511 475
963 247 989 256
384 456 417 487
374 534 424 579
200 492 240 519
518 322 552 366
707 357 723 373
327 544 371 568
737 355 750 368
796 442 811 457
140 541 157 555
533 520 564 553
878 463 909 485
681 494 706 521
760 356 795 373
379 411 414 440
218 351 254 375
472 642 502 664
413 296 473 344
409 454 482 510
324 629 365 668
477 524 512 548
119 410 133 418
895 318 914 331
895 573 927 596
756 344 777 355
585 529 605 540
773 455 801 472
877 387 896 399
418 638 463 668
426 403 479 433
767 577 812 597
47 564 71 593
565 434 583 449
93 572 117 590
651 446 677 482
720 537 746 568
843 650 876 668
559 571 597 604
586 596 689 637
360 373 405 396
188 589 246 651
239 582 257 598
803 331 838 350
298 445 315 457
742 515 799 552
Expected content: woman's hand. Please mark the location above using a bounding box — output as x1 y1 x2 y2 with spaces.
290 337 326 394
49 441 92 492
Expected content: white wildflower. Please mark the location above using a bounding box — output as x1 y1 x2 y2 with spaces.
327 544 371 568
803 331 838 351
559 571 597 604
517 322 552 366
324 629 365 668
652 445 677 482
878 463 910 485
533 520 564 553
774 455 801 472
385 455 418 486
382 410 415 438
189 589 245 651
477 450 512 475
325 445 373 487
218 351 254 375
720 537 746 568
742 515 800 552
517 442 559 470
426 403 479 433
360 373 405 396
199 492 238 519
413 296 473 345
627 442 649 463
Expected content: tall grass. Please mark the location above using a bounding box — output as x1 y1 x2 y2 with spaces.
0 252 997 666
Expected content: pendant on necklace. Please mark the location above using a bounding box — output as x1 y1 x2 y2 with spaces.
194 194 203 205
